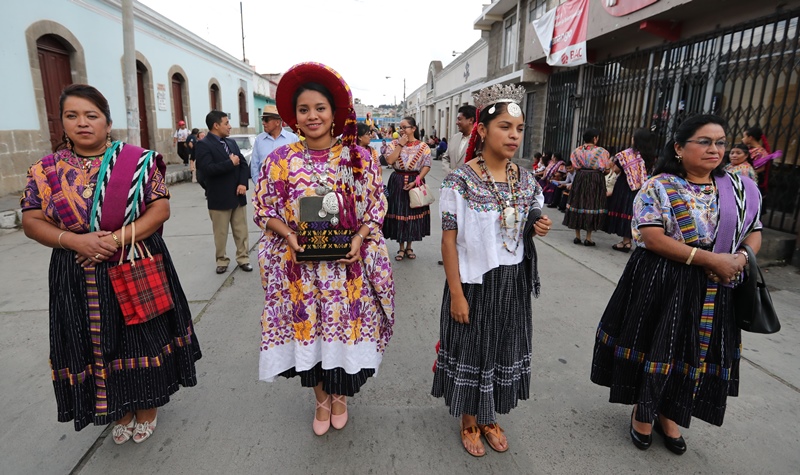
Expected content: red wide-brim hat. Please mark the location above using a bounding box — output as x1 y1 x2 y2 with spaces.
275 62 352 137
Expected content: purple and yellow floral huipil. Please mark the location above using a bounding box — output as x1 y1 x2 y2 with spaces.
253 141 395 381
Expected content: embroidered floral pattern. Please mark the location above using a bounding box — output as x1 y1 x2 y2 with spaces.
252 141 395 380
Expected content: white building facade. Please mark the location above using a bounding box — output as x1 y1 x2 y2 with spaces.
0 0 256 195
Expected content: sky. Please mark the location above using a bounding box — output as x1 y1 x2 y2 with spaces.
138 0 489 107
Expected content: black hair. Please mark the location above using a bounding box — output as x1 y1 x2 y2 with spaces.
292 82 336 114
356 122 371 138
552 152 563 162
205 110 228 130
191 128 199 135
744 126 763 142
458 104 477 121
631 128 658 171
653 114 728 178
582 128 600 144
533 152 542 160
401 116 420 140
57 84 113 152
477 102 524 126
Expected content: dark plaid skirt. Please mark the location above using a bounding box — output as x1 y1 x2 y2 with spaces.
563 169 607 231
49 233 201 431
279 363 375 397
590 247 741 428
432 262 532 425
604 173 637 239
382 171 431 243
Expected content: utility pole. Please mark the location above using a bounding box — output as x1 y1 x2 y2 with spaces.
240 2 246 62
122 0 140 145
403 78 406 116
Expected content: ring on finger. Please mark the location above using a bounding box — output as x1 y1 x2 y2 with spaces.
94 254 101 259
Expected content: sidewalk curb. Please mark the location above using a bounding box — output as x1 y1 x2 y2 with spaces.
0 168 193 231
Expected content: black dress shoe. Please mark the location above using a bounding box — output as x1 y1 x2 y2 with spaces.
239 263 253 272
573 237 583 245
654 419 687 455
630 410 652 450
584 239 596 247
216 266 228 274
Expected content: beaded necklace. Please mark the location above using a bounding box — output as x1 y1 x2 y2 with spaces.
74 150 107 198
477 154 523 254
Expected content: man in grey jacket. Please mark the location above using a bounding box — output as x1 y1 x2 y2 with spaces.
441 104 477 173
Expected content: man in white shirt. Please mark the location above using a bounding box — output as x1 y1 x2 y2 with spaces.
173 120 189 166
250 105 299 181
442 105 477 173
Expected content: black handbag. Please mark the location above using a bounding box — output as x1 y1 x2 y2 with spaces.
732 244 780 334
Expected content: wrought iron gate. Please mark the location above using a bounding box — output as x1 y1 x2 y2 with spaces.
545 9 800 234
542 70 579 155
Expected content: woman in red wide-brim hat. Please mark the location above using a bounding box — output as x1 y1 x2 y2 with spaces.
252 62 395 436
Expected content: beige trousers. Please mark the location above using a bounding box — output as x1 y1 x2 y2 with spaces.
209 206 249 267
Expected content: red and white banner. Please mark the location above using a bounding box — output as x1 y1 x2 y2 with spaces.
532 0 589 67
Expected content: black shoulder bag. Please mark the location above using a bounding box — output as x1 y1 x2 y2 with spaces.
733 244 781 334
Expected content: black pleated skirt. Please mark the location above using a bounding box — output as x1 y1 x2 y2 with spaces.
604 173 637 239
590 247 741 428
383 171 431 243
279 363 375 397
563 169 607 231
49 232 201 431
431 262 532 425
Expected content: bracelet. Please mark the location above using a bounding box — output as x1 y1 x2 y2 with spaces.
285 231 296 239
736 249 750 265
352 233 367 242
58 231 67 249
685 247 698 265
111 232 122 248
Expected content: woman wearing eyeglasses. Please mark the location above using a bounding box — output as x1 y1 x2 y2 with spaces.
383 117 432 261
590 115 762 455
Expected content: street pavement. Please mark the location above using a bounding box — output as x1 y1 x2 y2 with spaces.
1 160 799 475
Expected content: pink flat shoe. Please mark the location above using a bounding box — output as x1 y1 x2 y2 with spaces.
313 395 331 436
331 395 348 430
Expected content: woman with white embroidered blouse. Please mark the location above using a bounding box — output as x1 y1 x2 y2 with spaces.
431 84 552 457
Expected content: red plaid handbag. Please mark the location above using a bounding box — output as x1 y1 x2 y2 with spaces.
107 222 174 325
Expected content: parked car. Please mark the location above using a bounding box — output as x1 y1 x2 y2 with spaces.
229 134 256 164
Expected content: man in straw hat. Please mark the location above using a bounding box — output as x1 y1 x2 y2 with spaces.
250 104 299 181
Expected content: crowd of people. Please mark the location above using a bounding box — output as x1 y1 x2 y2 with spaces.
20 61 771 460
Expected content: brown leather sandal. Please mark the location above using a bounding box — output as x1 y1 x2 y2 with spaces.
479 423 509 452
460 424 485 457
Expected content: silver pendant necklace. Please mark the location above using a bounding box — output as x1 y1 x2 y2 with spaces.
303 140 340 226
478 155 523 254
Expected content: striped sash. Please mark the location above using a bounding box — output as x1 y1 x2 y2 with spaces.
89 142 164 233
656 173 760 396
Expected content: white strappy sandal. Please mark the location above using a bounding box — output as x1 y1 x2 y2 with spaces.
132 416 158 444
111 416 136 445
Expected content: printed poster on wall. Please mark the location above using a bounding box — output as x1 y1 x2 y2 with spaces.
532 0 589 67
156 84 167 111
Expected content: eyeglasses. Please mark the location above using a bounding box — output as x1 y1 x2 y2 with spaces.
685 138 728 149
398 125 414 130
